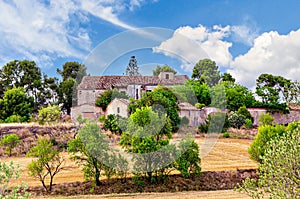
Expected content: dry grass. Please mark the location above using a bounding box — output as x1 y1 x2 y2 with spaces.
34 190 251 199
2 138 257 188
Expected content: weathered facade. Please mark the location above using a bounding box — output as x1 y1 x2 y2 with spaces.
72 72 188 119
106 98 130 118
178 102 206 126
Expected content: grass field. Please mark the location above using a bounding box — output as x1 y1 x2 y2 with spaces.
2 138 257 188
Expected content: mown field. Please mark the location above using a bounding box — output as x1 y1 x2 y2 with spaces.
2 138 257 187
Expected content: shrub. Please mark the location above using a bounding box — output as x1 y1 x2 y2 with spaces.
248 124 285 163
38 105 61 125
195 103 205 109
0 161 30 198
104 114 122 134
175 137 201 178
98 115 106 122
228 112 246 129
0 134 21 156
181 116 189 126
237 122 300 198
4 115 23 123
198 112 229 133
258 113 274 126
198 123 208 133
244 118 253 129
95 89 128 111
237 106 253 122
223 132 230 138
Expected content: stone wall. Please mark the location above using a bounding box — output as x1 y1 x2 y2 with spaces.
0 124 77 156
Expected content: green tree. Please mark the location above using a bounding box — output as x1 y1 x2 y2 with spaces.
68 121 113 186
0 161 30 198
57 62 87 114
128 86 180 132
153 65 177 76
221 72 235 83
237 122 300 198
175 137 201 178
248 124 285 163
186 80 211 106
0 134 21 156
38 105 61 125
224 82 256 111
228 112 246 129
120 106 174 182
192 59 221 87
95 89 129 111
58 78 76 115
0 87 34 121
237 106 254 122
27 138 64 192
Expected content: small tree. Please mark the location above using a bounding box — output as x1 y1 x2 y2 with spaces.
248 124 285 163
153 65 177 76
237 106 254 122
68 121 114 186
175 137 201 178
228 112 246 129
95 89 128 111
0 134 21 156
0 161 30 198
237 122 300 198
38 105 61 125
258 113 274 126
27 138 64 192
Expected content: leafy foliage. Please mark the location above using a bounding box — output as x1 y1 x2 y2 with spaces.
103 114 127 134
0 134 21 157
0 87 34 121
186 80 211 106
128 86 180 132
258 113 274 126
0 161 30 199
237 106 254 122
238 122 300 198
175 137 201 178
181 116 189 126
192 59 221 87
95 89 128 111
38 105 61 125
198 112 230 133
228 112 246 129
195 103 205 109
27 138 64 192
120 106 174 182
248 124 285 163
68 121 125 186
244 119 253 129
153 65 177 76
221 72 235 83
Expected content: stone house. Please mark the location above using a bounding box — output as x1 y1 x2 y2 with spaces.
178 102 206 126
72 72 188 119
106 98 130 118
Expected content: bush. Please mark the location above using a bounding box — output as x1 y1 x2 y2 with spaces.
228 112 246 129
237 106 253 122
0 134 21 156
98 115 106 122
237 122 300 198
258 113 274 126
181 116 189 126
244 118 253 129
4 115 26 123
38 105 61 125
195 103 205 109
248 124 285 163
198 112 229 133
223 132 230 138
0 161 30 198
175 137 201 178
104 114 122 134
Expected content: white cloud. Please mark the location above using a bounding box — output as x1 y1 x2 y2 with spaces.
231 25 259 46
153 25 232 71
228 29 300 88
0 0 155 68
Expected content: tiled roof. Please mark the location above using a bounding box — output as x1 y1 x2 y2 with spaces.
78 75 189 90
113 98 130 105
178 102 198 110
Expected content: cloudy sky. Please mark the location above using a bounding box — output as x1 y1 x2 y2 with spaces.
1 0 300 88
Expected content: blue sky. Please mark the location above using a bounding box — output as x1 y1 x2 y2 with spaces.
1 0 300 88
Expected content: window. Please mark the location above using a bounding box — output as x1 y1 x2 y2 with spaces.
117 107 120 113
166 74 169 79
